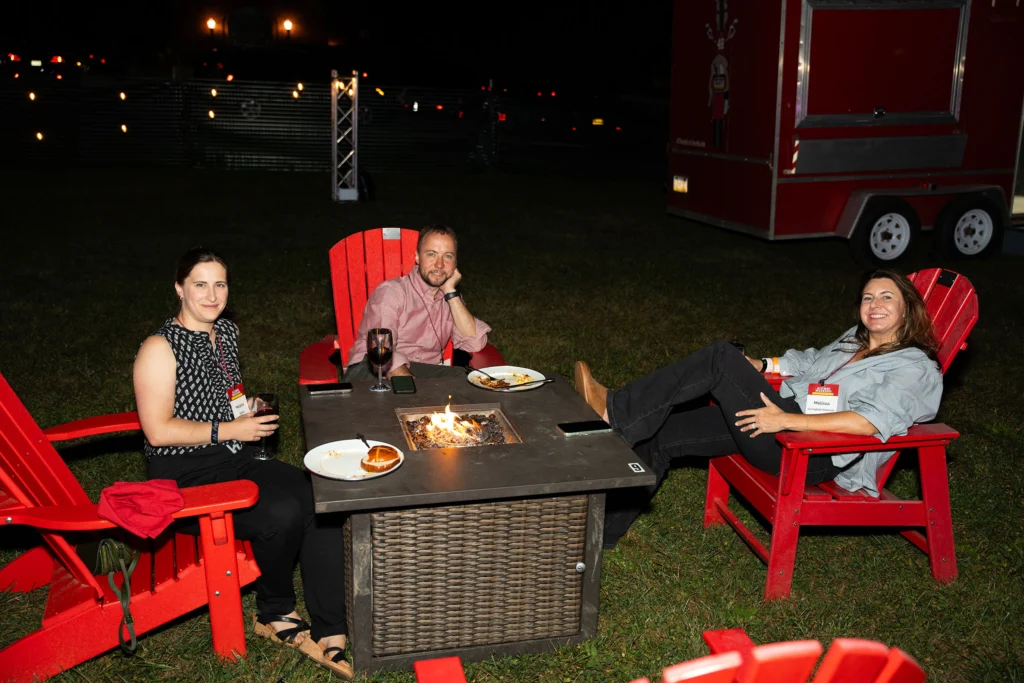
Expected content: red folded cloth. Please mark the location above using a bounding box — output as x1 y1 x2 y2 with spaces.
98 480 185 539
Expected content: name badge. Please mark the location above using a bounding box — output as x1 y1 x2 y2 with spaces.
227 384 250 419
805 383 839 414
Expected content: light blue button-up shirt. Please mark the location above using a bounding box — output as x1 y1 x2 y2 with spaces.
777 327 943 496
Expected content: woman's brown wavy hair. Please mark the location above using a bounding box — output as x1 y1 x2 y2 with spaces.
853 269 938 362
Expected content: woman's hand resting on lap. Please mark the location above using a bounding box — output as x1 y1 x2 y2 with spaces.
735 393 790 438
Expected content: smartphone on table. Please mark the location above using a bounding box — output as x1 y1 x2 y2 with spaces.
391 375 417 394
557 420 613 437
307 382 354 397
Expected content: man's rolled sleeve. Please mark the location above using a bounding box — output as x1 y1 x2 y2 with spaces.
846 361 942 443
452 317 491 353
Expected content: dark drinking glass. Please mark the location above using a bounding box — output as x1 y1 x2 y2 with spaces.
367 328 393 393
252 393 279 460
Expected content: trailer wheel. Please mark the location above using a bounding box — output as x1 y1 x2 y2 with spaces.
850 198 920 266
936 194 1004 260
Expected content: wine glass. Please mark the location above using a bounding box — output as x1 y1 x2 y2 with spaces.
367 328 393 393
252 393 279 460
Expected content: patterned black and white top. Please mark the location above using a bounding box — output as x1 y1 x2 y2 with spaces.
144 317 244 459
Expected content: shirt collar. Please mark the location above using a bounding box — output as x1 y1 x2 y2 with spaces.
406 268 443 301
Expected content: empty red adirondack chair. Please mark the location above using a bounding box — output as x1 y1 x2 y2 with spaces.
299 227 506 384
0 371 261 683
704 268 978 600
703 628 926 683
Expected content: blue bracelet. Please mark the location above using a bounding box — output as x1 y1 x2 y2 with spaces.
211 420 220 445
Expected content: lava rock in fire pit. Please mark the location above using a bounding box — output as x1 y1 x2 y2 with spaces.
405 413 508 450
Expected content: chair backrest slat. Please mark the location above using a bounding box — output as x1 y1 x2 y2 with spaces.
873 648 927 683
810 638 890 683
661 651 743 683
736 640 823 683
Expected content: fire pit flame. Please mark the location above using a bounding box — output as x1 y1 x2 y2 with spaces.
425 401 484 445
397 401 522 450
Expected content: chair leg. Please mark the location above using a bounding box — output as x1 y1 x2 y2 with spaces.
199 514 246 660
0 546 55 593
917 445 957 584
704 460 729 527
763 452 808 601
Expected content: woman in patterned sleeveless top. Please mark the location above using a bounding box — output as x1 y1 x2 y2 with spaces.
133 248 353 679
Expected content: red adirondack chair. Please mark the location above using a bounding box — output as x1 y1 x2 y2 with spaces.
299 227 505 385
0 371 261 683
704 268 978 600
703 628 927 683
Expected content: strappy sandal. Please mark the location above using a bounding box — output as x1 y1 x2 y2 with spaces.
305 637 354 680
252 613 311 649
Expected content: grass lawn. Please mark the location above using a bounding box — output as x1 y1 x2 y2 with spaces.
1 167 1022 682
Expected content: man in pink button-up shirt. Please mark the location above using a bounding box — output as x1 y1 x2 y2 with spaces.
343 225 491 380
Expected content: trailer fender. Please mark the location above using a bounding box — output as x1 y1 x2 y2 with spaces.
837 185 1010 239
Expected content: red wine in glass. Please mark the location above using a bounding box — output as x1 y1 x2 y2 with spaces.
367 328 393 392
252 393 279 460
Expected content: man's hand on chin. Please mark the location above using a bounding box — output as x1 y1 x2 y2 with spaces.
387 364 414 379
440 268 462 295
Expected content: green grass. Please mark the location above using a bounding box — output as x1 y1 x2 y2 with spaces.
1 168 1022 682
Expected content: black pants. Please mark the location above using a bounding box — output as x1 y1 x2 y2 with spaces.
603 340 843 546
149 445 346 641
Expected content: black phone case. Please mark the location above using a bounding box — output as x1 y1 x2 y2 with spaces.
391 377 417 394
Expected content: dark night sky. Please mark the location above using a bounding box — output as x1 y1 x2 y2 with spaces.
2 1 673 91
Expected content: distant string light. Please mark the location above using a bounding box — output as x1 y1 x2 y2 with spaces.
121 124 127 132
297 82 304 91
36 132 43 140
225 74 234 81
208 110 216 119
119 92 126 100
28 92 36 101
210 88 218 97
292 90 299 98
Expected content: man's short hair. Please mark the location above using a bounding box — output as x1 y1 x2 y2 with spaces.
417 224 458 252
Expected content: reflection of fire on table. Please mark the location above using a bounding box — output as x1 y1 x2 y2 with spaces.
404 403 508 449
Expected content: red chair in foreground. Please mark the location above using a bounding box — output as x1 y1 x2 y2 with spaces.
702 628 926 683
413 630 925 682
0 371 261 683
704 268 978 599
299 227 505 385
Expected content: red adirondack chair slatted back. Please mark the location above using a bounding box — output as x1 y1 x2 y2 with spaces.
736 640 823 683
330 227 453 368
661 651 743 683
908 268 978 374
873 648 927 683
809 639 890 683
0 371 104 599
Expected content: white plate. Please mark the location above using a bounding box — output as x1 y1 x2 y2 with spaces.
467 365 547 392
304 439 405 481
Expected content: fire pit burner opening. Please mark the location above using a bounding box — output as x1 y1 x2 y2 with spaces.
395 403 523 450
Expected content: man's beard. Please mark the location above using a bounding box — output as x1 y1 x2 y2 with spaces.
418 266 449 287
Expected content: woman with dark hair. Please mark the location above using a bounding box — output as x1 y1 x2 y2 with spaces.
133 248 353 679
575 270 943 548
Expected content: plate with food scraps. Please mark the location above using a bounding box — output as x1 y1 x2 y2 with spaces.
467 365 547 392
304 439 405 481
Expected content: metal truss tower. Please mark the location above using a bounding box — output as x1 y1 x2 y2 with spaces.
331 70 359 202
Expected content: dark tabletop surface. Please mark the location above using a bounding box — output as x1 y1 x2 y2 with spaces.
300 373 657 513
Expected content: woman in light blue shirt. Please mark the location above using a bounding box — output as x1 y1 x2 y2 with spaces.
575 269 942 548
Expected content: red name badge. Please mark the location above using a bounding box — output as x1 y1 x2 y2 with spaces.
227 384 250 419
805 383 839 414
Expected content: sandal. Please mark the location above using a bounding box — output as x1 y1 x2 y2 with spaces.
305 637 354 680
252 613 311 649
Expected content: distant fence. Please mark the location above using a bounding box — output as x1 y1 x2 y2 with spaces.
0 77 496 173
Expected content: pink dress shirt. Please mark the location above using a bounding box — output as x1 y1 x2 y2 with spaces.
346 270 491 370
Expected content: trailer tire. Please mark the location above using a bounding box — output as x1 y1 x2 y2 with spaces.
935 194 1004 260
849 198 921 267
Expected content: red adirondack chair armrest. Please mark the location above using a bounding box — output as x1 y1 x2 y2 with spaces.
43 411 143 442
775 423 960 454
3 481 260 532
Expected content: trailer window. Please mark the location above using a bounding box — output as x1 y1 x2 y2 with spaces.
796 0 968 128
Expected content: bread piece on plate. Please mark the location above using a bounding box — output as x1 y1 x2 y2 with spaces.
361 445 400 473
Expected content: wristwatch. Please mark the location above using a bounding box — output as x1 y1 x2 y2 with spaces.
443 290 462 302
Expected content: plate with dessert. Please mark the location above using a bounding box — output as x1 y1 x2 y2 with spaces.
304 439 405 481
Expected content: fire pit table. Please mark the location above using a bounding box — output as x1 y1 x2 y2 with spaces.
299 373 656 673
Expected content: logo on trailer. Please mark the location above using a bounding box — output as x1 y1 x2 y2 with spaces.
705 0 738 150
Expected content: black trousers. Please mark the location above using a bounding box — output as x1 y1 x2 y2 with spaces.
149 445 346 641
603 340 843 546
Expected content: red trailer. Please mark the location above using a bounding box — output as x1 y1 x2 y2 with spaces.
668 0 1024 264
